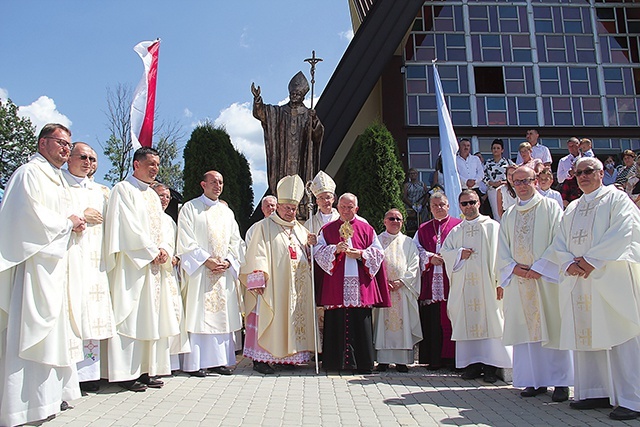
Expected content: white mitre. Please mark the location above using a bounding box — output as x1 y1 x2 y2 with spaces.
277 175 305 205
310 171 336 197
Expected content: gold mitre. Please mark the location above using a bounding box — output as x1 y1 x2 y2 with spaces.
277 175 305 205
310 171 336 197
288 71 310 96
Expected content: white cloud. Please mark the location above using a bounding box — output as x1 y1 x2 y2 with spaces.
239 27 250 49
213 102 267 202
0 88 8 102
183 108 193 118
18 96 72 133
339 28 354 42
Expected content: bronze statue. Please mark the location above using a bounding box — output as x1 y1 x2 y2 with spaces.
251 71 324 193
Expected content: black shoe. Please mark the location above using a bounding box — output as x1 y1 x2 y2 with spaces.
521 387 548 397
186 369 207 377
253 361 275 375
208 366 233 375
376 363 389 372
426 364 441 371
276 363 296 370
609 406 640 420
80 380 100 393
139 374 164 388
396 364 409 373
461 363 482 380
60 401 72 411
482 365 498 383
570 398 612 410
552 386 569 402
119 380 147 392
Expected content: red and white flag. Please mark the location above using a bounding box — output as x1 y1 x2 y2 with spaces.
130 39 160 149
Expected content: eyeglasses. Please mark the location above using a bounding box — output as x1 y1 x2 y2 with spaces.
460 200 478 206
44 136 72 149
574 168 599 177
513 178 536 186
73 154 97 162
386 217 403 222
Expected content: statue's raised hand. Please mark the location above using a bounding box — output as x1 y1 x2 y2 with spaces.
251 82 261 98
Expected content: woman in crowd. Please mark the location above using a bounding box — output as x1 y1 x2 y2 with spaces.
602 155 618 186
496 165 517 219
517 142 543 174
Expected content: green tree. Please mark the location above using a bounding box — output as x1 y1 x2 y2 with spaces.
183 121 254 234
343 121 406 232
0 98 37 187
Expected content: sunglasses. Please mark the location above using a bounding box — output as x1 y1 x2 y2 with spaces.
460 200 478 206
574 168 598 177
513 178 536 186
386 217 403 222
73 154 97 162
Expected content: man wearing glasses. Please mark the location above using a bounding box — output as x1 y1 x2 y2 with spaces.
63 142 115 394
546 157 640 421
497 166 572 402
441 190 512 383
0 123 86 426
373 209 422 373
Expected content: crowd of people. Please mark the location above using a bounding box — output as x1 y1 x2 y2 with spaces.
0 123 639 425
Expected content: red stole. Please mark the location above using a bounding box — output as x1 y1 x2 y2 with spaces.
318 218 390 308
416 216 462 301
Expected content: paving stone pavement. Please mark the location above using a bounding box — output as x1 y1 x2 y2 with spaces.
42 356 636 427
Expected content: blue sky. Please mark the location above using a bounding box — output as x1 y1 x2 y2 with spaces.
0 1 354 205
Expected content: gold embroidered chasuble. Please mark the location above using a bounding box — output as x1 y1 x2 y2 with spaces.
441 215 504 341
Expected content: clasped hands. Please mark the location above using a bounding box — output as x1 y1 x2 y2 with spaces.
388 279 404 291
68 214 86 233
566 257 594 279
204 257 231 273
335 241 362 260
512 264 542 280
152 248 169 265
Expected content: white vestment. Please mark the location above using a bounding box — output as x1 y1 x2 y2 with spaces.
373 231 422 364
498 194 572 387
0 154 82 426
63 170 116 382
546 185 640 409
441 215 512 368
303 208 339 234
103 176 179 381
177 195 243 370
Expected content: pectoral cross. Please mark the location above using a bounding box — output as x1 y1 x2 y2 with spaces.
578 203 596 217
571 229 589 245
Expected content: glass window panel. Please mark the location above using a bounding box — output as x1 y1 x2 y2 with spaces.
501 21 519 32
564 21 583 34
511 35 530 48
505 67 523 79
534 7 552 19
611 51 631 63
606 82 624 95
540 68 558 80
419 96 436 109
415 48 436 61
577 51 596 62
409 154 431 169
452 111 471 125
559 68 570 95
553 97 571 110
519 112 538 125
570 68 588 80
448 49 467 61
617 98 636 112
471 21 490 32
597 8 614 20
546 36 565 49
469 6 487 18
525 68 535 93
619 113 638 126
563 7 581 20
608 98 618 125
548 50 567 62
435 20 454 32
582 98 601 111
611 139 621 149
513 49 532 62
508 97 518 124
499 6 518 18
488 112 507 125
408 138 429 152
518 97 537 110
483 49 503 61
584 112 603 126
450 96 470 109
420 111 437 125
447 34 465 46
536 21 554 33
572 82 590 95
541 81 560 94
573 98 583 125
554 112 573 125
506 81 526 93
439 66 458 79
543 98 553 124
407 66 426 79
482 35 501 47
407 80 426 93
477 99 487 125
487 97 506 110
442 81 459 93
575 36 593 49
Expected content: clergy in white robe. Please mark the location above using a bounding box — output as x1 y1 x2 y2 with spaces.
245 196 277 247
151 183 190 373
177 172 243 376
63 143 116 391
240 175 316 375
103 147 179 391
374 209 422 372
497 167 572 402
441 190 512 384
545 157 640 421
0 124 86 426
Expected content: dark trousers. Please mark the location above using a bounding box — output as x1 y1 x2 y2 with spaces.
322 307 374 371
